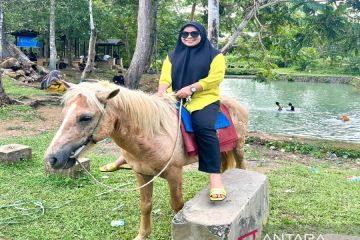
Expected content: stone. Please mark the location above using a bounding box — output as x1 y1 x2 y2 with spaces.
45 158 90 178
0 144 32 164
172 169 269 240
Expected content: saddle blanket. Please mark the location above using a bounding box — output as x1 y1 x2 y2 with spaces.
178 103 238 157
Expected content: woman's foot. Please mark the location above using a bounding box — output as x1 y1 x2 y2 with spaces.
99 158 130 172
209 173 226 201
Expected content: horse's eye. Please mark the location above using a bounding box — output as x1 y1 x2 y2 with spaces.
79 115 93 123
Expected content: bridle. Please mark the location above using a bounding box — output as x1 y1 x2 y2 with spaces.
70 103 107 159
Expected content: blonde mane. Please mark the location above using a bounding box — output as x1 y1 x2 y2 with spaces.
63 81 176 137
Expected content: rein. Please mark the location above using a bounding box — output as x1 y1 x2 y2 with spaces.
73 97 184 192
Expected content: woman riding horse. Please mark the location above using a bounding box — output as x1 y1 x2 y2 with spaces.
101 22 227 201
45 22 248 240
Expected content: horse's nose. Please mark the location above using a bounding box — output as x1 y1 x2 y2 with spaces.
48 154 58 166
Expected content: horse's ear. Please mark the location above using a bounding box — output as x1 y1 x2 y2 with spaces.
61 80 76 89
107 89 120 100
96 89 120 103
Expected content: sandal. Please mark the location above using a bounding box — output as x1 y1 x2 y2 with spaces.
210 188 227 201
99 162 132 172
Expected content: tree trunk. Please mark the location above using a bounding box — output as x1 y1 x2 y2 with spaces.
144 0 158 72
125 0 158 89
124 29 131 66
0 6 4 61
208 0 219 48
81 0 96 80
66 34 73 66
0 71 13 106
49 0 57 70
190 3 196 21
4 42 49 73
221 4 258 54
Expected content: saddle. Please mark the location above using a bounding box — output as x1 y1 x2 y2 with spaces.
178 103 238 157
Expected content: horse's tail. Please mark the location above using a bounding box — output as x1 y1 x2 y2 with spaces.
220 151 236 172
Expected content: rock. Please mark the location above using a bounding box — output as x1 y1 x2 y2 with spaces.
0 57 20 69
16 69 25 76
17 76 26 82
0 144 32 164
44 158 91 178
172 169 269 240
3 69 17 79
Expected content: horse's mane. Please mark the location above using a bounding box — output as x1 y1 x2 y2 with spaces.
63 81 176 137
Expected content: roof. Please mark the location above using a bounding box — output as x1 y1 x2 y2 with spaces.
96 39 124 46
10 30 39 37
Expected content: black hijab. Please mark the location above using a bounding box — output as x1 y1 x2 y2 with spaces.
169 21 220 91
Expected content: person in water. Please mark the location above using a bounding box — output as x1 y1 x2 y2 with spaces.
288 103 295 111
276 102 283 111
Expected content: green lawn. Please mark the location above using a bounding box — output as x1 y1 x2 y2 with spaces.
273 67 357 77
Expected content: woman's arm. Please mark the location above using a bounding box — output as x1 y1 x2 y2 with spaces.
157 56 172 96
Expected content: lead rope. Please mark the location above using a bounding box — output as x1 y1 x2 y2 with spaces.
75 98 184 192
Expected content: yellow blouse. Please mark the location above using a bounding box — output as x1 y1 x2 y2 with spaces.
159 53 225 113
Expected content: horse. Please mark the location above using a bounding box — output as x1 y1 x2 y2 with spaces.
44 81 248 240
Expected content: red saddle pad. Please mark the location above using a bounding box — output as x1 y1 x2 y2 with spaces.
180 104 238 157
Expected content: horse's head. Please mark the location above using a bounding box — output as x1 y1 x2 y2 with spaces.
45 81 120 169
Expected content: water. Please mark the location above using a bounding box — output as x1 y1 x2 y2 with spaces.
221 78 360 143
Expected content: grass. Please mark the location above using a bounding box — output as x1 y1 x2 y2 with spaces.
273 67 357 77
264 163 360 235
0 105 40 121
2 75 46 97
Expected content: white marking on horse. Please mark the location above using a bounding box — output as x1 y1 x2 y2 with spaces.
48 103 77 150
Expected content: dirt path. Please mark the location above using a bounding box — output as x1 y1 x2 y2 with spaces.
0 105 63 139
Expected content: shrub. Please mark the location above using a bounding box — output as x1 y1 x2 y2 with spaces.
295 47 320 71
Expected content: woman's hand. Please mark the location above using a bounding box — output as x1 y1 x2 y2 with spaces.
175 86 192 99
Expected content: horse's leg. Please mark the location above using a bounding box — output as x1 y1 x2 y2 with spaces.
166 167 184 213
134 173 153 240
234 140 246 169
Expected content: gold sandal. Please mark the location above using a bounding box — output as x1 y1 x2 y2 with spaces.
210 188 227 201
99 162 131 172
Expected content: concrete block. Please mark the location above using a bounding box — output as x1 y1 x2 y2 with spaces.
172 169 269 240
0 144 32 164
45 158 90 178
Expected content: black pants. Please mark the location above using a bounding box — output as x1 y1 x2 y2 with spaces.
191 101 220 173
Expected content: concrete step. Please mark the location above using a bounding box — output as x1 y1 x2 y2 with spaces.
172 168 269 240
0 144 32 164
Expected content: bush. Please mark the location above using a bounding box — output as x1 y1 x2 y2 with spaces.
295 47 320 71
344 56 360 75
254 69 279 83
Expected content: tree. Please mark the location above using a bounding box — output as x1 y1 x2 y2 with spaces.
0 4 3 61
49 0 57 70
221 0 285 54
81 0 96 80
208 0 219 47
0 5 11 106
125 0 158 89
0 72 13 106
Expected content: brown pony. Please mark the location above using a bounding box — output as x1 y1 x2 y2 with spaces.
44 81 248 240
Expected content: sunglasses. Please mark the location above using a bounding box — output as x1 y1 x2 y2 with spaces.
180 31 200 39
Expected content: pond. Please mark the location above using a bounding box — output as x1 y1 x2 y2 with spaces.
221 78 360 143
